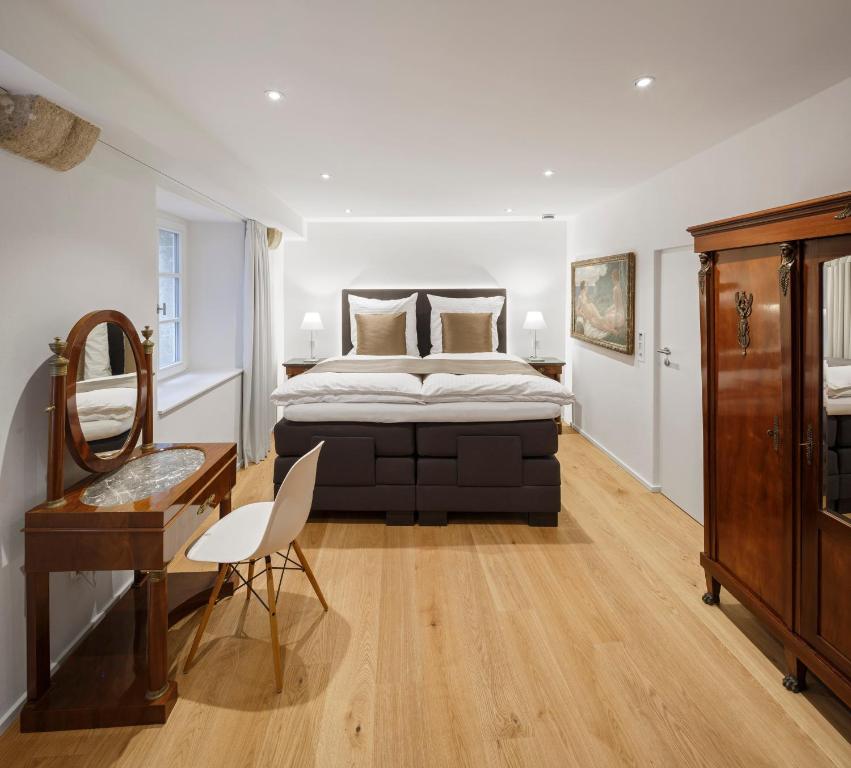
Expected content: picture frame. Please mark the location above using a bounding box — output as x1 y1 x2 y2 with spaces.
571 252 635 355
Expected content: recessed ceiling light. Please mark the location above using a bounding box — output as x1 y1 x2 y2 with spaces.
320 172 331 180
634 75 655 89
505 208 513 213
265 89 283 101
543 169 555 177
345 208 352 214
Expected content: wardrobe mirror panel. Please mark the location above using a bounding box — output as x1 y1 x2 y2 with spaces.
821 254 851 523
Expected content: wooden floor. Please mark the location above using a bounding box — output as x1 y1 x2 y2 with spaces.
2 431 849 767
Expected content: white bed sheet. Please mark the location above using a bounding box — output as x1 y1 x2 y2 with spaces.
282 401 561 423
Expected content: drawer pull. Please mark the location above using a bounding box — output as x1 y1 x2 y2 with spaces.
197 493 216 516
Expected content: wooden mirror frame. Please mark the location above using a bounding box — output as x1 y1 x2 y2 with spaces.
64 310 149 473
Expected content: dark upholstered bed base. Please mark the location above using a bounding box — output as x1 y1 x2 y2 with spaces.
273 418 561 526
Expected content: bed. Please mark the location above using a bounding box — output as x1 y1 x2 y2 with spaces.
823 360 851 518
271 289 574 526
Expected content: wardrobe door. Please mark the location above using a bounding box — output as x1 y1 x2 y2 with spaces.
712 244 795 626
801 235 851 677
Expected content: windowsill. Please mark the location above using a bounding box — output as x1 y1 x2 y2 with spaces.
157 369 242 416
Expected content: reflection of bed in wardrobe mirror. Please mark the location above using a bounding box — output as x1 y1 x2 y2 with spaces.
821 255 851 523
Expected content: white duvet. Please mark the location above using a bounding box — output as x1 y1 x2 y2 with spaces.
270 353 575 407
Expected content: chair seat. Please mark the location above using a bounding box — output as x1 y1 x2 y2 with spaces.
186 501 274 564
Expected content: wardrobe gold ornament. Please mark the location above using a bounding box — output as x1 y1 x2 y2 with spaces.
698 253 712 295
734 291 753 355
778 242 796 296
835 204 851 220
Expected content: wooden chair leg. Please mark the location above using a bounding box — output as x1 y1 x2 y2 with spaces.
246 559 256 601
292 539 328 611
184 564 229 672
265 555 283 692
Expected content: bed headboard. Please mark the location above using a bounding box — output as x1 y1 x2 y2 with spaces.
341 289 507 356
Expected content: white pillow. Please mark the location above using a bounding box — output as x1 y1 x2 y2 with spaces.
348 293 419 356
84 322 112 379
427 294 505 354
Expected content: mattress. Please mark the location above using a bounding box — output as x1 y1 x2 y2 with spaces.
282 401 561 423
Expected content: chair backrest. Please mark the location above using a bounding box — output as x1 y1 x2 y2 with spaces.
251 441 323 558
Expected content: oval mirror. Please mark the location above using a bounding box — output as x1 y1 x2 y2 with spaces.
65 310 147 473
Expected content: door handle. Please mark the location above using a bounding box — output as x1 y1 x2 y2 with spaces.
767 416 780 452
800 423 813 465
656 347 671 366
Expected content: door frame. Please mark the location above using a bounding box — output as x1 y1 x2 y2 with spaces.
652 244 704 520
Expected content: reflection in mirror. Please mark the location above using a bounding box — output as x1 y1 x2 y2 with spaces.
822 255 851 522
74 322 138 459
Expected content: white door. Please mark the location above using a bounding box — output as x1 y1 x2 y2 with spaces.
657 246 704 522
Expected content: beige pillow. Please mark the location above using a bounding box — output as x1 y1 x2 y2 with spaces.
355 312 407 355
441 312 493 353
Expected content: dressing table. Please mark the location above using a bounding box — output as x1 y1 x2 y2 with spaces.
21 310 237 731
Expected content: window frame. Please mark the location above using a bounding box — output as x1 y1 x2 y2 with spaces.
156 214 188 379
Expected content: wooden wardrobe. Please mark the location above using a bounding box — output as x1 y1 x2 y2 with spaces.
689 191 851 708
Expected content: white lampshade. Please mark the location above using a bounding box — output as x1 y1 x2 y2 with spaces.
300 312 324 331
523 311 547 330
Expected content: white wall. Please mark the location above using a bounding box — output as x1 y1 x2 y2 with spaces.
569 76 851 488
156 378 242 446
186 221 245 370
284 220 569 360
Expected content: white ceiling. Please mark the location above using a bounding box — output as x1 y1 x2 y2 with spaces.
49 0 851 219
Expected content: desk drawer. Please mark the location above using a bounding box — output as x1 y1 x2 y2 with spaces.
164 459 234 563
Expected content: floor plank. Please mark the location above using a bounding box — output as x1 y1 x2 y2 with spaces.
1 432 849 767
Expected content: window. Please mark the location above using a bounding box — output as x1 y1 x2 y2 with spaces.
157 219 186 374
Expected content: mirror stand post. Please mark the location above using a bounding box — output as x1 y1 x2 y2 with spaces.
141 326 155 450
45 338 67 507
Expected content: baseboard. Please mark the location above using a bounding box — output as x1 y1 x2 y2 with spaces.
0 573 134 736
570 424 661 492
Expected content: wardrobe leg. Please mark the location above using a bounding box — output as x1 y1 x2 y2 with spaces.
782 648 807 693
702 574 720 605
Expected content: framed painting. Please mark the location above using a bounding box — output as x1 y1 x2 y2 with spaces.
571 252 635 354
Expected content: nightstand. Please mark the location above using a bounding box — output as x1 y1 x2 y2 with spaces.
526 357 566 433
283 358 324 378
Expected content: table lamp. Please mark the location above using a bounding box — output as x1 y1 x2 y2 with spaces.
300 312 323 361
523 311 546 360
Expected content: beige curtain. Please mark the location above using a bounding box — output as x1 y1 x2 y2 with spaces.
824 256 851 359
242 220 276 464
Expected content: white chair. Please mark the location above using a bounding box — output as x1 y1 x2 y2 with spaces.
183 442 327 692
